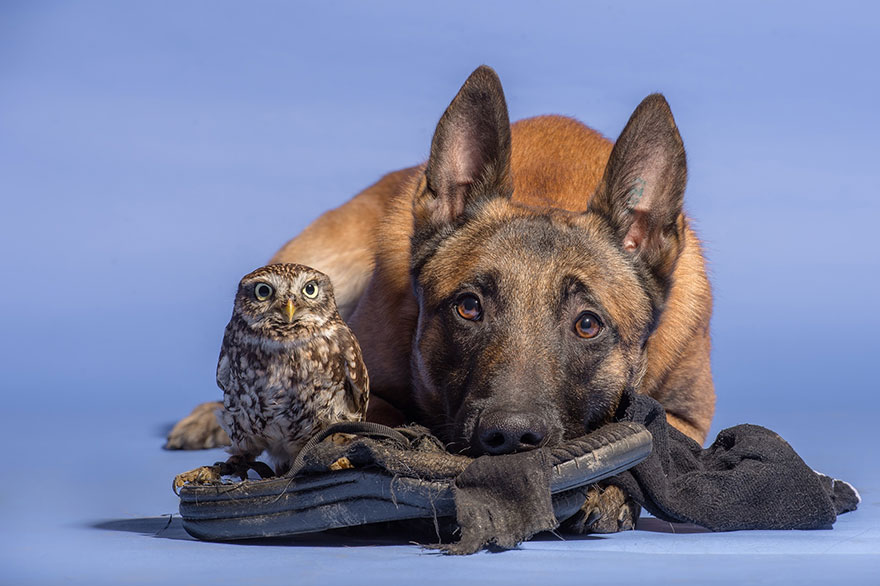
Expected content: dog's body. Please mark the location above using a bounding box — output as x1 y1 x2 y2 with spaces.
168 67 714 528
269 69 714 448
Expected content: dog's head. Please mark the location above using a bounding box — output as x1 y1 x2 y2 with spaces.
409 66 688 455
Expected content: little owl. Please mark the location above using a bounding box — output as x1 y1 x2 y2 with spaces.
179 263 369 486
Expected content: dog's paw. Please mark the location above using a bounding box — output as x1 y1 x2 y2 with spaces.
164 401 230 450
563 484 640 534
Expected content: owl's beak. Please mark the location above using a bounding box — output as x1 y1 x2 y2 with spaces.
285 298 296 322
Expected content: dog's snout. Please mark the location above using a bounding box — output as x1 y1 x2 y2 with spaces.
476 409 548 455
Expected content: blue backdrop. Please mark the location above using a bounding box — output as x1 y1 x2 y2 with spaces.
1 1 877 584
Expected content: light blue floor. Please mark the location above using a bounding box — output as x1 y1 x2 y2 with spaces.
2 1 879 584
1 409 876 585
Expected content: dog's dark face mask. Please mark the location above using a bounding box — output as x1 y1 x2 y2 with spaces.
410 67 687 455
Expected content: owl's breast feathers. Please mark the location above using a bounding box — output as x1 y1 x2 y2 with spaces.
218 317 368 430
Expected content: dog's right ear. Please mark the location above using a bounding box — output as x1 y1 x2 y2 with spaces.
588 94 688 289
415 66 513 229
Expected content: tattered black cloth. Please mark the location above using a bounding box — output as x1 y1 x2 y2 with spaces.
607 388 860 531
178 390 859 554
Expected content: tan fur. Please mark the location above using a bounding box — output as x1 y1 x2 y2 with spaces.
272 115 715 444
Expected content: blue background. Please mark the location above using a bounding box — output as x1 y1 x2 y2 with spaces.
1 1 877 584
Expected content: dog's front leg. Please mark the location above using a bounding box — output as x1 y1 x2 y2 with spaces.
563 484 641 534
164 401 230 450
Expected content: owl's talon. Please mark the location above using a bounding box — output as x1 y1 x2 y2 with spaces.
172 465 222 494
214 457 276 481
251 461 277 479
214 459 248 481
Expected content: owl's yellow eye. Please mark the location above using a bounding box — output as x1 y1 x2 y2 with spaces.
302 281 319 299
254 283 274 301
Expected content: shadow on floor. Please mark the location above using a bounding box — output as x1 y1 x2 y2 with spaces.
525 517 708 542
91 516 195 541
155 422 175 439
91 516 450 548
636 518 710 534
91 514 707 551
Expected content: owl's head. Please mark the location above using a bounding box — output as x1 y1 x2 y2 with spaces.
232 263 338 335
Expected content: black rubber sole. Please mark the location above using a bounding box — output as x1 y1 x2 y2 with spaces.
178 421 652 541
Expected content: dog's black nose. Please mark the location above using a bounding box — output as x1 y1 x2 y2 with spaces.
476 409 548 455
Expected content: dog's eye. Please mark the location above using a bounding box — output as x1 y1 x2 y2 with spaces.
574 311 602 339
455 294 483 321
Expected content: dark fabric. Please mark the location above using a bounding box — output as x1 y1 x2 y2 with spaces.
289 396 859 553
293 423 560 554
296 424 473 480
608 388 860 530
439 450 557 555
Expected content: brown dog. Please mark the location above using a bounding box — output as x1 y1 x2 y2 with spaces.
167 66 714 531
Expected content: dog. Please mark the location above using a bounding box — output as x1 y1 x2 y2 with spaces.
167 66 715 532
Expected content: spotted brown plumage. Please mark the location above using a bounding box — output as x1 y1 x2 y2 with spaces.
217 263 368 476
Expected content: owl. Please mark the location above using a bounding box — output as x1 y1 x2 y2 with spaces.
214 263 369 478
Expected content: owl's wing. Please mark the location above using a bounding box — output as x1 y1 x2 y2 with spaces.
340 327 370 420
216 323 235 393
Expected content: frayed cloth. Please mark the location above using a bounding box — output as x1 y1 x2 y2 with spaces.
607 389 859 531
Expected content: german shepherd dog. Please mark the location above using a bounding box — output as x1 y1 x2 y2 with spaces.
168 66 715 532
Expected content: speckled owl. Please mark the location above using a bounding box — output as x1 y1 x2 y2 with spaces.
217 263 369 476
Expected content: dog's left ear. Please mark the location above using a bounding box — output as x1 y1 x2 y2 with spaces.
416 65 513 229
589 94 688 285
